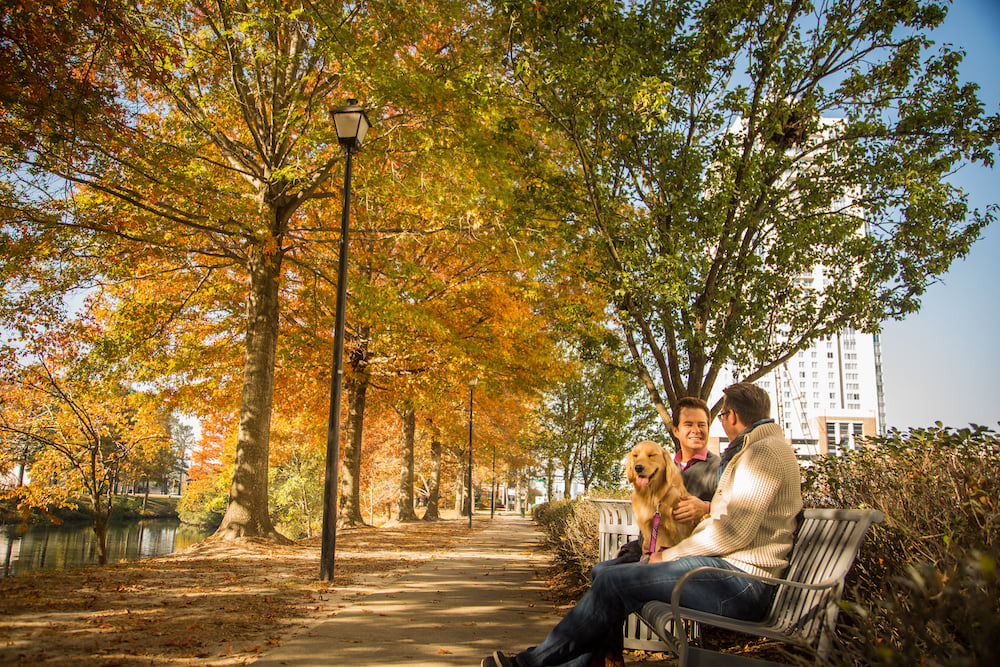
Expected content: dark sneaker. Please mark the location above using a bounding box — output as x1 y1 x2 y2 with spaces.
480 657 498 667
492 651 518 667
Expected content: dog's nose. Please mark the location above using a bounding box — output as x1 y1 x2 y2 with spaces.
634 464 645 474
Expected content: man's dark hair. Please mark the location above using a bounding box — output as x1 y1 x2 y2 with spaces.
722 382 770 426
672 396 710 427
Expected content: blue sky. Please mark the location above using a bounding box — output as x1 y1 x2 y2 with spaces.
879 0 1000 430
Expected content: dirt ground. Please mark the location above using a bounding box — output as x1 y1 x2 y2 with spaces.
0 516 513 666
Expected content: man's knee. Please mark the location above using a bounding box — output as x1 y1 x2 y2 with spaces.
590 560 610 583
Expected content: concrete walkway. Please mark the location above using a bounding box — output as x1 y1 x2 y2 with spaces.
252 514 561 666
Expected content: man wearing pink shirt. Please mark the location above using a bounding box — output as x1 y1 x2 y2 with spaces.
670 397 720 524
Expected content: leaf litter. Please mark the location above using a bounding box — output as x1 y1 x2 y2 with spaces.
0 518 485 666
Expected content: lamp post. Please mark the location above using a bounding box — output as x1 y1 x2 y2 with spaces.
320 99 370 582
467 377 477 529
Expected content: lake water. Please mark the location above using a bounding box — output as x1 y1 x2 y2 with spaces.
1 519 214 577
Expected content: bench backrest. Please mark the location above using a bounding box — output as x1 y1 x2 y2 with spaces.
765 508 884 647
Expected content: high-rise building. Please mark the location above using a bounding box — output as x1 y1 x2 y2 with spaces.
708 328 885 462
758 327 885 460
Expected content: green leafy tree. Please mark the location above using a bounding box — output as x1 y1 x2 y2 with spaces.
271 447 324 539
537 356 659 497
502 0 999 422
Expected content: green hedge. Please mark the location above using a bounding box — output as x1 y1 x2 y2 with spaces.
803 424 999 665
532 498 601 592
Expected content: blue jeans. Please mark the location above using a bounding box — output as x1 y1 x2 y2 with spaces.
589 553 636 581
515 556 774 667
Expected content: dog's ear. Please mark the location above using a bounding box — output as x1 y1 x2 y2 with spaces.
625 449 636 484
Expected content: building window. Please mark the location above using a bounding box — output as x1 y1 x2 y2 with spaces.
827 423 838 455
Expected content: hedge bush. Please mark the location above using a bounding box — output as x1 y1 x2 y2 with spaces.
804 424 999 666
532 498 601 593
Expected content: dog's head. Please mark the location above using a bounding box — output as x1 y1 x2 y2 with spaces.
626 440 668 491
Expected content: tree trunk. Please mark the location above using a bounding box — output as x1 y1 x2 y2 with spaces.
423 438 442 521
396 407 418 521
455 457 471 517
17 440 29 487
454 461 464 514
93 516 108 565
216 243 284 540
338 374 368 527
90 486 111 565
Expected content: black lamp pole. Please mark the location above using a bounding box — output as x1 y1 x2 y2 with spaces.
320 99 370 581
467 378 477 529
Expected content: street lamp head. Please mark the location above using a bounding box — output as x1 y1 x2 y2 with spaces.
331 99 370 152
470 377 479 388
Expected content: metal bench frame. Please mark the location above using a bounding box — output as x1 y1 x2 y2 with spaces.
591 500 883 665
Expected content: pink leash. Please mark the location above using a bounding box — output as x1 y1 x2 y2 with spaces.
645 482 674 560
647 511 662 557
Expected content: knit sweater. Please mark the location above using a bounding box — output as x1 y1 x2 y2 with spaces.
659 422 803 579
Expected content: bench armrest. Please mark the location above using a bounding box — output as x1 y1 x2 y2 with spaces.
667 565 842 620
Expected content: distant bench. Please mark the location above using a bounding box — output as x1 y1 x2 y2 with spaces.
590 499 883 666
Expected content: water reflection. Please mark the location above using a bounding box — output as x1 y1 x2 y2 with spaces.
1 519 213 577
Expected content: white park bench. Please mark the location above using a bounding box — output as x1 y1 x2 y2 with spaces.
590 499 884 666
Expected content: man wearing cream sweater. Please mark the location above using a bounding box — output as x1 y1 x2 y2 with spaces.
482 382 803 667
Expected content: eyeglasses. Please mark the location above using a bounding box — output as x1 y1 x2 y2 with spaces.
717 409 731 422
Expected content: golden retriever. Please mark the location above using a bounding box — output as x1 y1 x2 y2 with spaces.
626 440 695 557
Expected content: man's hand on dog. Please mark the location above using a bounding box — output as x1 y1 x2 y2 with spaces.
672 494 710 523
